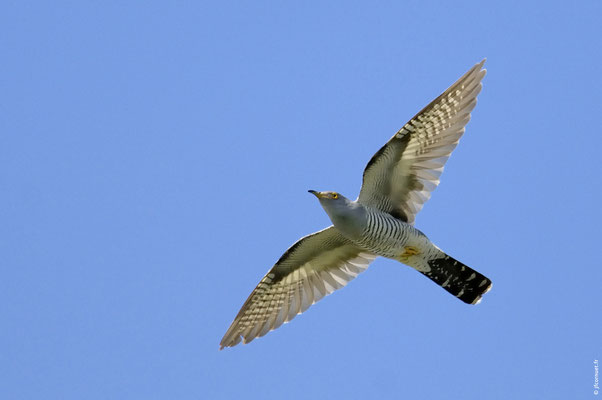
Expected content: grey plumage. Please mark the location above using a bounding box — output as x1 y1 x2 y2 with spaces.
220 60 491 349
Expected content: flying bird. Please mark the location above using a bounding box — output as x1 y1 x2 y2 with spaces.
220 60 491 349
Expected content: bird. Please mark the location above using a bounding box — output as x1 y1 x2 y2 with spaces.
220 59 491 349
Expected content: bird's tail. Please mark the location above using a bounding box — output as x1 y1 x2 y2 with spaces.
421 254 492 304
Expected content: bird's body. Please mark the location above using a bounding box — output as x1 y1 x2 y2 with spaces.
314 193 490 304
220 60 492 349
344 202 433 260
315 193 434 262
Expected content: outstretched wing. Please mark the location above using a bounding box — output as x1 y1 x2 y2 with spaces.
358 60 487 224
220 226 376 349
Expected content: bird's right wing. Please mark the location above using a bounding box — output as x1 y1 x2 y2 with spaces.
220 226 376 349
358 60 486 224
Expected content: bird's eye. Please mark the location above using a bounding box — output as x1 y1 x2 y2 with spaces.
332 193 338 199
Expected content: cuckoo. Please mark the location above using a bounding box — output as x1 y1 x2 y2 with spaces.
220 60 491 349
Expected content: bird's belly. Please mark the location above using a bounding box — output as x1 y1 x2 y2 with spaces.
355 233 409 258
353 218 418 257
352 217 440 270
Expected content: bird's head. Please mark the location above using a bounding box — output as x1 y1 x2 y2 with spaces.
308 190 353 212
308 190 364 237
308 190 344 201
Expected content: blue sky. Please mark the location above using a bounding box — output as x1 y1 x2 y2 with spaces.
2 1 601 399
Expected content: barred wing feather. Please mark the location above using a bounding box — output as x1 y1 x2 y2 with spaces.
220 226 376 349
358 60 486 224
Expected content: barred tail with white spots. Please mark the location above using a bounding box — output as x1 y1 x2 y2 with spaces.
422 255 492 304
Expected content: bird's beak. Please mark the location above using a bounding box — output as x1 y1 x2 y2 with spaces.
308 189 323 199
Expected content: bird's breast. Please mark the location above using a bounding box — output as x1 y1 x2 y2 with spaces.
352 210 426 258
330 213 365 242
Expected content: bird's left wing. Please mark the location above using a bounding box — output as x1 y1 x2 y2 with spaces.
220 226 376 349
358 60 486 224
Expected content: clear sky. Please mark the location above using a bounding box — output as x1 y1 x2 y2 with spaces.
2 1 601 399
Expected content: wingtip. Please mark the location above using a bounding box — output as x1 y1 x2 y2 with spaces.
470 59 486 81
478 59 487 75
